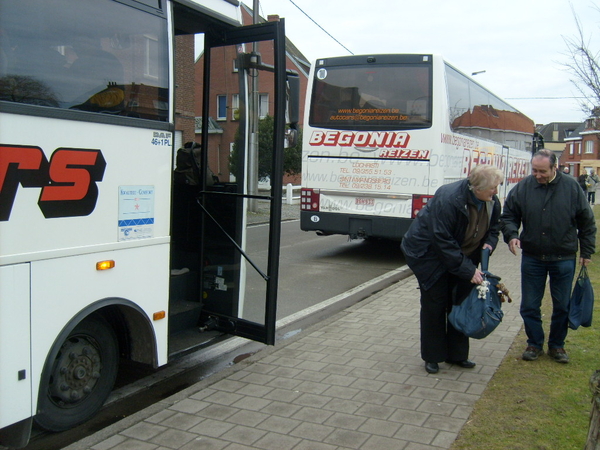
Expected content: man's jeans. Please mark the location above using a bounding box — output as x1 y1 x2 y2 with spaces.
520 255 576 350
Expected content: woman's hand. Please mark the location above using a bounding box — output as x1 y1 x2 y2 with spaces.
471 268 484 284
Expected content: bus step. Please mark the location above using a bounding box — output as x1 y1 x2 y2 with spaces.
169 269 202 333
169 300 203 333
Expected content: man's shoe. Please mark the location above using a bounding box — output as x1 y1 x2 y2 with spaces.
548 348 569 364
445 359 476 369
425 362 439 374
522 346 544 361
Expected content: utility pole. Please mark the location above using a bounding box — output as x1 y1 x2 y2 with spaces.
248 0 260 212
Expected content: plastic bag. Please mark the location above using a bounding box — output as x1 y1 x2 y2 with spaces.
448 248 504 339
568 266 594 330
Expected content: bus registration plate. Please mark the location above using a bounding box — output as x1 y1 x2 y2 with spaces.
355 198 375 206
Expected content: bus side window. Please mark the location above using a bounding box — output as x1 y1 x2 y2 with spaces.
67 37 125 109
1 36 68 107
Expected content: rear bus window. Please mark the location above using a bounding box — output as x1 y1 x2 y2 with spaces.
309 64 432 130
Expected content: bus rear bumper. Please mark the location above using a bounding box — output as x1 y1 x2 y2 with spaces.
300 211 412 241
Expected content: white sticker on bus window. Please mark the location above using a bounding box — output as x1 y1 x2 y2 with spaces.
118 186 155 241
316 68 327 80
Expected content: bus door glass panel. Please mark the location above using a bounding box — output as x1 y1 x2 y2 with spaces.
0 0 169 121
198 22 286 345
309 62 432 130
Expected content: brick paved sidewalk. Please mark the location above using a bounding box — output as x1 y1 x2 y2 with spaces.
66 243 522 450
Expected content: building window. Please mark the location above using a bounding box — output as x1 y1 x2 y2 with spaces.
585 140 594 154
217 95 227 120
259 93 269 119
231 94 239 120
144 34 159 80
569 143 574 155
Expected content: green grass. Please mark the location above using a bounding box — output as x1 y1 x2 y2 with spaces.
450 206 600 450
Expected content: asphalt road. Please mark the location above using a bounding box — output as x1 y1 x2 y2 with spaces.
274 221 404 319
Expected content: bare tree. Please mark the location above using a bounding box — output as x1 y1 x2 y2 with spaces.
563 3 600 117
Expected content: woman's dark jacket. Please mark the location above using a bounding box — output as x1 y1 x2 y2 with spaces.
400 178 501 291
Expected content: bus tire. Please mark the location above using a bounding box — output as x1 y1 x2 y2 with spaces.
34 313 119 432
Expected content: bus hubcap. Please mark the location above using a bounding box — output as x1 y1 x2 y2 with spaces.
49 337 101 406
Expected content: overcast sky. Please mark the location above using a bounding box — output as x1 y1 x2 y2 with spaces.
252 0 599 125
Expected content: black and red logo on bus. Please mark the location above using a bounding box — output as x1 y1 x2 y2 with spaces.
0 144 106 221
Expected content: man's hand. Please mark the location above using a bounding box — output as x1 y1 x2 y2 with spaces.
580 257 591 267
508 238 521 256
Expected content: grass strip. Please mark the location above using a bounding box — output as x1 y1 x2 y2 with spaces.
451 206 600 450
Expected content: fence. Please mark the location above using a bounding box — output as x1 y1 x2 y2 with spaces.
284 183 301 204
258 182 301 204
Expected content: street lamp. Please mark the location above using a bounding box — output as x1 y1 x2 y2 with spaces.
472 70 486 76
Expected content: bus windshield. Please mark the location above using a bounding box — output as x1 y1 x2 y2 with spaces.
308 61 432 131
0 0 169 121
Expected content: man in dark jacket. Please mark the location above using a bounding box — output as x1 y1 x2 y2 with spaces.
501 149 596 364
402 165 503 374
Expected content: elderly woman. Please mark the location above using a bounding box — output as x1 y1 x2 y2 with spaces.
401 164 504 374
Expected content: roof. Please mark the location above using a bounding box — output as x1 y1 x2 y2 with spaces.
563 122 586 141
451 105 535 134
536 122 581 143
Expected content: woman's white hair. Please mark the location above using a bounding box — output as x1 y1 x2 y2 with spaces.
468 164 504 191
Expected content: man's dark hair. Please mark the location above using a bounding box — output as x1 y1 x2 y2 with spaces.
532 149 557 167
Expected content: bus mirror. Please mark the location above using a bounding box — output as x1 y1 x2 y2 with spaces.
286 72 300 129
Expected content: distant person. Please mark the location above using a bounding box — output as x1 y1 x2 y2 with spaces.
401 164 504 374
562 166 570 175
588 170 599 205
501 150 596 364
578 172 589 193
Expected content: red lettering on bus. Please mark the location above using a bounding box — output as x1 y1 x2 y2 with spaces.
0 145 45 190
0 144 106 221
41 150 100 202
309 130 410 149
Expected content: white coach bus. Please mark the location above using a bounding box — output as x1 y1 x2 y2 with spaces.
0 0 296 446
300 54 534 240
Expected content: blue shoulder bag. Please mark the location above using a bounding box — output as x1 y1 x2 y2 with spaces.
568 266 594 330
448 248 504 339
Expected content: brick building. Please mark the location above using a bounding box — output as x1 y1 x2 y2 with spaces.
174 34 196 146
193 3 310 184
561 119 600 177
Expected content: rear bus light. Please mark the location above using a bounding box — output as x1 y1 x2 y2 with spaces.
301 188 320 212
411 194 433 218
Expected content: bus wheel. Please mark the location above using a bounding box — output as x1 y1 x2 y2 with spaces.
35 314 119 432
